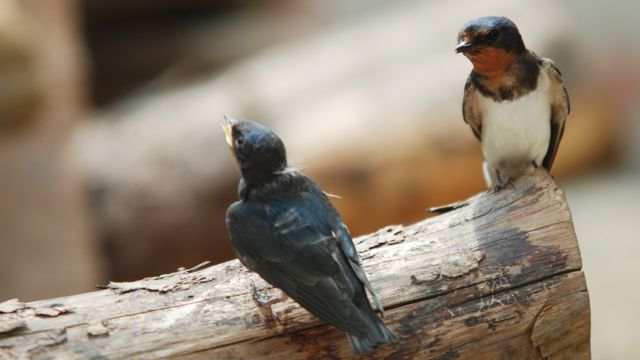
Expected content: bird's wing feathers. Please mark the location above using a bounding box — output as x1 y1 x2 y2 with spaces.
226 195 373 336
540 58 570 170
227 201 339 282
333 225 385 314
306 182 385 315
462 76 483 141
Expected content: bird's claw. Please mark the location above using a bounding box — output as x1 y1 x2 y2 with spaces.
493 178 515 192
492 170 516 192
250 280 287 323
250 280 269 305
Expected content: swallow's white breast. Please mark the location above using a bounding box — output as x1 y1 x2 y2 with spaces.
479 70 551 170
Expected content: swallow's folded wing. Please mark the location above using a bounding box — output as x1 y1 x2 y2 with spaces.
462 76 483 141
540 58 570 171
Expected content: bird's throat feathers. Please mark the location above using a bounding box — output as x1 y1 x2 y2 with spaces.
469 50 539 102
468 47 517 80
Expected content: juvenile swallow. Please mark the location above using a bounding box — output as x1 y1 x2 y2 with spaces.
223 117 396 354
456 16 570 190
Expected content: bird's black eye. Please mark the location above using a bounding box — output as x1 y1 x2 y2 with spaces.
235 135 244 147
486 29 499 40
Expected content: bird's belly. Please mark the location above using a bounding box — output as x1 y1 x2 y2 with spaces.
480 89 551 169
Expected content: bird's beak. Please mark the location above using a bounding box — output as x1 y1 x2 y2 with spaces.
455 41 473 53
221 115 234 148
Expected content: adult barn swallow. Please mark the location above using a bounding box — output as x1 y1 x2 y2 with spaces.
456 16 569 189
223 117 396 354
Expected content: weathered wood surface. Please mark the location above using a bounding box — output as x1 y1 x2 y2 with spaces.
0 171 590 359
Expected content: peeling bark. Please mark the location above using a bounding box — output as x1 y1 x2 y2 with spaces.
0 300 27 314
105 261 214 294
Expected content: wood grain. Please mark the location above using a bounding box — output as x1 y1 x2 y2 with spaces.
0 171 590 359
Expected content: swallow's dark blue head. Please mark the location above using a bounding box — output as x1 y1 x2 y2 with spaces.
456 16 525 56
222 117 287 186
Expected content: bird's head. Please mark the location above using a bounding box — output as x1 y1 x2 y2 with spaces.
222 116 287 186
456 16 525 75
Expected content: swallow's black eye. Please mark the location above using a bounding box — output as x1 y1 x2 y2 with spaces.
235 136 244 147
487 29 499 40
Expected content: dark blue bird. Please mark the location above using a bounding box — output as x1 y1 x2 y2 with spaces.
223 117 396 354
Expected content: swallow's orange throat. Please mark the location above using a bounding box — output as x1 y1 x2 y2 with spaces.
466 47 517 80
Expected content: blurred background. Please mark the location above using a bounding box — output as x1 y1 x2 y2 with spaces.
0 0 637 357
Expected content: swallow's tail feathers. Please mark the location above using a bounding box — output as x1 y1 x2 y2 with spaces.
349 334 377 355
348 312 397 354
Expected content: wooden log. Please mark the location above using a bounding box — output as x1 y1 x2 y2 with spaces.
0 171 590 359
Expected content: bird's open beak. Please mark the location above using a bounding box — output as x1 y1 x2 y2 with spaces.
221 115 234 148
455 41 473 53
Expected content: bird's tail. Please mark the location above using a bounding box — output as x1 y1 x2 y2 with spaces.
347 313 397 354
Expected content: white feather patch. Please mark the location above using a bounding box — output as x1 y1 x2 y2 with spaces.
479 70 552 173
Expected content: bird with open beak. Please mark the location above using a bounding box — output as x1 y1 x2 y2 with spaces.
222 117 397 354
456 16 570 190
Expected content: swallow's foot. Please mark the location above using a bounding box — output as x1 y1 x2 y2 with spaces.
493 178 516 192
250 280 288 323
492 170 516 192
